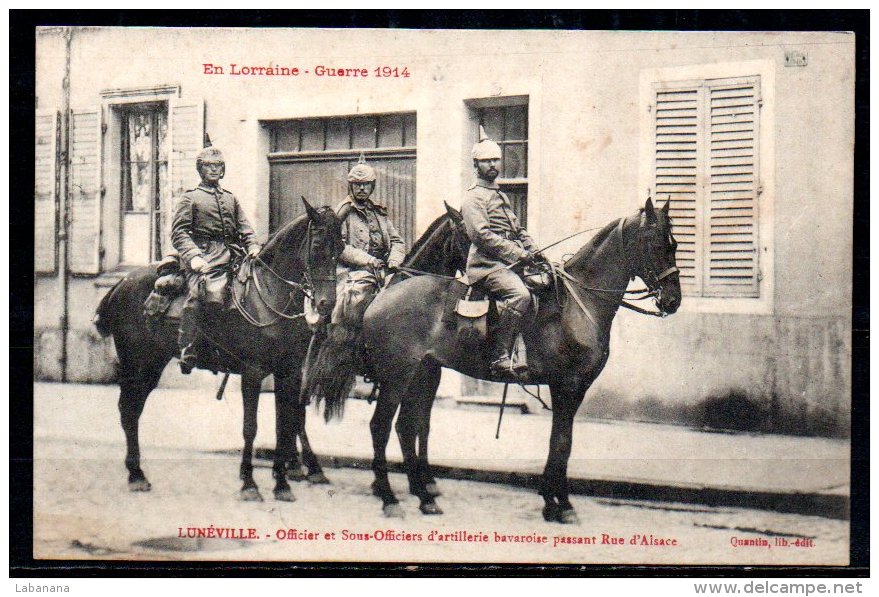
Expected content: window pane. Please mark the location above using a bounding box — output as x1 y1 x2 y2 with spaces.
402 113 417 147
503 143 527 178
156 161 168 210
325 118 350 150
128 162 151 212
301 119 324 151
377 114 403 147
481 107 504 141
353 116 378 148
504 105 527 141
502 184 527 227
121 212 150 264
156 110 169 160
122 160 133 211
128 113 153 162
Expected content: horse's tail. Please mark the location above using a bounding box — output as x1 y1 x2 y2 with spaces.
307 323 360 422
94 278 126 337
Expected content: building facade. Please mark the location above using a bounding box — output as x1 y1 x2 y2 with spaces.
34 28 854 436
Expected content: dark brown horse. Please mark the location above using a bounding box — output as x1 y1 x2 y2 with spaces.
325 198 681 522
299 202 469 486
94 199 343 502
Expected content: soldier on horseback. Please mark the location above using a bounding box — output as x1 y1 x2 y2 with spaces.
332 153 406 326
461 127 543 382
171 145 261 374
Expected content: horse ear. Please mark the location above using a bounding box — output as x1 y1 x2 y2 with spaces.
662 197 671 215
644 197 656 223
444 201 463 224
301 196 320 221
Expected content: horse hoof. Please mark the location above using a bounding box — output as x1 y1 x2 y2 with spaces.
419 502 443 515
424 482 442 497
307 472 330 485
383 503 405 518
558 509 580 525
239 487 264 502
542 503 560 522
273 488 297 503
128 479 152 492
286 466 308 481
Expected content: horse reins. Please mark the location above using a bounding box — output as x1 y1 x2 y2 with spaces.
231 220 322 328
555 216 678 319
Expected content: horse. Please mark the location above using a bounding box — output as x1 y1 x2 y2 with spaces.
322 198 682 522
296 202 469 487
93 199 344 502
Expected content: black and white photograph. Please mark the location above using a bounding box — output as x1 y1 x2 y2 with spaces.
23 22 862 568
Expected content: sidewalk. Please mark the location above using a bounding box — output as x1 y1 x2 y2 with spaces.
33 381 850 519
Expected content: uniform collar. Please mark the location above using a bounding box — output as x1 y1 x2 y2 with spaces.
345 195 382 212
473 177 500 190
198 182 223 194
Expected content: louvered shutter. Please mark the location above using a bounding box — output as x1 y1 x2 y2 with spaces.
653 85 701 293
652 76 760 298
706 77 760 297
35 110 59 274
168 97 204 253
68 107 103 274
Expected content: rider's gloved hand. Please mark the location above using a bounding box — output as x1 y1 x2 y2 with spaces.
368 257 386 270
247 245 261 259
387 261 401 273
190 256 209 273
521 250 539 265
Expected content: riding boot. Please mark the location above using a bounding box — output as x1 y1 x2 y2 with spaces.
490 308 526 382
178 304 201 374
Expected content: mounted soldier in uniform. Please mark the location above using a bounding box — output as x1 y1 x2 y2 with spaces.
461 127 543 382
171 145 261 373
305 153 407 414
332 153 406 326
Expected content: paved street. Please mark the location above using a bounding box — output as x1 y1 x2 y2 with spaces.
32 381 850 564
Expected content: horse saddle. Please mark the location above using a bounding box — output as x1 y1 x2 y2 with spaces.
143 256 187 327
444 268 552 350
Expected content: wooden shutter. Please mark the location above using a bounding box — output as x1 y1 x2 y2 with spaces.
168 98 204 252
653 84 701 293
652 76 760 298
68 107 103 274
706 77 760 297
35 110 59 274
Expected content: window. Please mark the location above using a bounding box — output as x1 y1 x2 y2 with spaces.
651 76 761 298
471 98 529 225
119 103 168 264
266 113 417 245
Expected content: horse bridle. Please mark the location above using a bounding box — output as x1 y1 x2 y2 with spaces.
231 217 337 328
557 214 678 319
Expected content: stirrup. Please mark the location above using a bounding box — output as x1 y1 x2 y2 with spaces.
490 357 521 382
179 347 197 375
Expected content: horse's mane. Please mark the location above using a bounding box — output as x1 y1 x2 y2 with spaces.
566 210 641 270
259 213 309 262
401 213 451 266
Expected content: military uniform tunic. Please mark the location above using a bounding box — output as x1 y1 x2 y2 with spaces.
171 183 259 305
332 196 406 325
461 178 535 314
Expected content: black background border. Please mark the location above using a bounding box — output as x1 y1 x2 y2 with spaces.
9 9 870 577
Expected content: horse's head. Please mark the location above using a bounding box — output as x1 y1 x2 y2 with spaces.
302 198 344 319
444 201 470 272
632 198 681 315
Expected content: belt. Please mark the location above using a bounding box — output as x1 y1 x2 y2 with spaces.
193 235 238 245
499 230 520 241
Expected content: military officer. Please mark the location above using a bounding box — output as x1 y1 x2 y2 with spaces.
171 145 261 374
461 127 541 381
331 153 406 326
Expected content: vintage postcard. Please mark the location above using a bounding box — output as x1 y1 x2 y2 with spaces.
30 26 856 567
